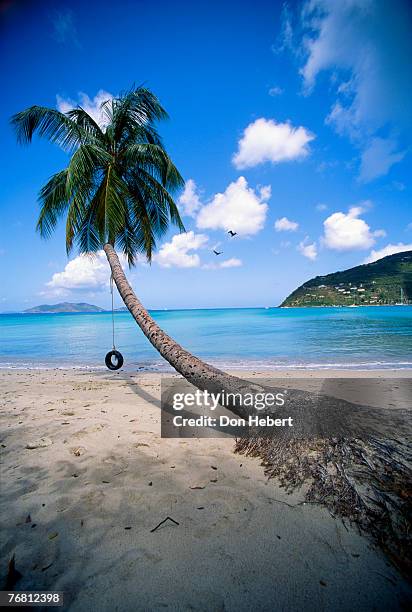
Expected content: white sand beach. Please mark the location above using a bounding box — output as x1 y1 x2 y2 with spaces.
1 369 411 611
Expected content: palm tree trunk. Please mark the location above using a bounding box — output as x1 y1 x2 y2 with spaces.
103 243 264 415
104 244 380 439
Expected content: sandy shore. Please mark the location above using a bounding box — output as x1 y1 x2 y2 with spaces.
1 369 411 611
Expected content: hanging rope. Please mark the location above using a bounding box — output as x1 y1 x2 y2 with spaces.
105 274 124 370
110 274 115 350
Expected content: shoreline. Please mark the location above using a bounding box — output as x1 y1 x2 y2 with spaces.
1 364 412 373
1 368 411 610
3 303 412 314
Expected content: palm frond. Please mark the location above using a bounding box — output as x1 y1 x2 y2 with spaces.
74 196 102 254
112 87 167 147
10 106 90 151
36 170 70 238
121 143 184 192
132 169 185 233
13 86 184 262
65 194 88 254
124 178 158 261
66 144 110 193
64 108 106 142
116 216 143 266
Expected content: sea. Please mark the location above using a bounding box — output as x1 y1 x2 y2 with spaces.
0 306 411 371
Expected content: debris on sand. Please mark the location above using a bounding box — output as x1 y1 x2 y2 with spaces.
235 435 412 576
71 446 86 456
41 562 53 572
26 437 52 449
5 554 22 589
150 516 179 533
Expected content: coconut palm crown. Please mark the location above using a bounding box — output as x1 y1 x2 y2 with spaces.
10 87 185 264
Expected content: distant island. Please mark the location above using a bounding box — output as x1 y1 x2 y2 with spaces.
281 250 412 307
24 302 105 314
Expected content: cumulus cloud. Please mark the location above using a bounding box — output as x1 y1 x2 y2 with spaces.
178 179 202 217
57 90 113 128
46 251 127 294
274 217 299 232
153 231 208 268
232 118 314 169
298 238 317 260
196 176 270 236
297 0 412 181
323 206 383 251
364 243 412 264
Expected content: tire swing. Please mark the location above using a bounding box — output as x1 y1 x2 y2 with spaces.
105 275 124 371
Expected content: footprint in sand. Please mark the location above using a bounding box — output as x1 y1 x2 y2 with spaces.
73 424 106 437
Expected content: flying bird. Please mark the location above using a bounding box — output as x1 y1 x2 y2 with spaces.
228 230 237 237
213 249 223 256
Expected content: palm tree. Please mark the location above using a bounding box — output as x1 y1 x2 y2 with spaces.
11 87 262 407
13 90 407 558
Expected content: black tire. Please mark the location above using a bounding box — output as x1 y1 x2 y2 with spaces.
105 350 124 371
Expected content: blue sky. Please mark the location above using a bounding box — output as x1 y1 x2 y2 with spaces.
1 0 411 311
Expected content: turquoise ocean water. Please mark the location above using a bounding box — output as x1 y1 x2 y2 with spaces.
0 306 411 371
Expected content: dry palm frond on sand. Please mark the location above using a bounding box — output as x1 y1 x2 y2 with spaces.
235 435 412 578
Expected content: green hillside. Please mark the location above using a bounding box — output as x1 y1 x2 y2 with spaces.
281 250 412 307
24 302 105 313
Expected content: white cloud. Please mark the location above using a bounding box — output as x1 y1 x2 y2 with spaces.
316 203 328 211
178 179 202 217
274 217 299 232
153 231 208 268
57 90 113 128
298 238 317 260
364 243 412 264
203 257 243 270
298 0 411 180
359 137 406 183
268 86 284 96
232 118 314 169
46 250 128 294
220 257 242 268
323 206 383 251
196 176 270 236
276 3 296 55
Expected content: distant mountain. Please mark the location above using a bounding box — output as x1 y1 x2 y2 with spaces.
24 302 105 314
281 251 412 307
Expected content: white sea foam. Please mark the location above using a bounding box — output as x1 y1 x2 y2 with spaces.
1 359 411 371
